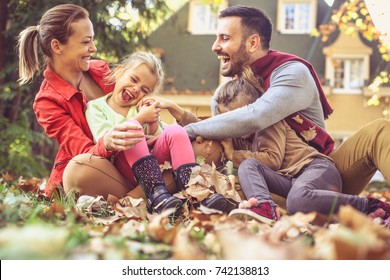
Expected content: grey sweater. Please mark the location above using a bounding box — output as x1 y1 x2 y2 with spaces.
184 61 326 139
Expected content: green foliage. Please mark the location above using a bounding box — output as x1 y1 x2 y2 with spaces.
0 0 172 178
0 180 44 227
0 117 52 177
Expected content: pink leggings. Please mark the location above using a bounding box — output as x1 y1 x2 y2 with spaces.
123 120 195 170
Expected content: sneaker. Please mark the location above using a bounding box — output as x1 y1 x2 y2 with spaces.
201 193 229 212
229 198 279 225
366 197 390 226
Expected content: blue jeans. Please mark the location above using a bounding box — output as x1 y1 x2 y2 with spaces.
238 157 368 215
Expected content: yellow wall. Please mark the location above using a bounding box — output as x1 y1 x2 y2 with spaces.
325 94 385 138
159 94 212 125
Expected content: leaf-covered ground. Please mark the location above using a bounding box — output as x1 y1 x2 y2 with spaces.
1 164 390 260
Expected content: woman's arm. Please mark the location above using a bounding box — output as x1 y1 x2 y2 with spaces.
35 96 143 158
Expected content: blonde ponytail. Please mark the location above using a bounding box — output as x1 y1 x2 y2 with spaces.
17 26 40 85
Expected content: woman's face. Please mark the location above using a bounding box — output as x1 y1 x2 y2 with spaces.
111 63 158 108
57 18 97 73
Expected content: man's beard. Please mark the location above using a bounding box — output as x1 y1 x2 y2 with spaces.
222 43 250 77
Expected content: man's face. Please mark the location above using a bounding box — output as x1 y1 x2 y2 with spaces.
212 16 251 77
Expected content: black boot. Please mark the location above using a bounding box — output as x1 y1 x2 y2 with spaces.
132 155 183 216
175 163 229 212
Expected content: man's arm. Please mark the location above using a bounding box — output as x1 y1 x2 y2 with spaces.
184 61 319 139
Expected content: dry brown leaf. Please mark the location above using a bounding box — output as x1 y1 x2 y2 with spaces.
189 210 222 232
119 196 145 208
147 209 180 244
308 206 390 260
113 204 146 220
124 240 170 258
45 200 66 219
76 195 107 212
160 161 172 170
216 228 307 259
93 214 123 225
172 228 207 259
120 219 146 238
17 177 44 192
185 183 213 201
265 212 318 244
313 223 390 260
1 172 16 182
107 194 119 204
338 205 390 237
185 163 241 202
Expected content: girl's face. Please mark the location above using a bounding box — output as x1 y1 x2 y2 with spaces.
111 63 158 108
57 18 97 73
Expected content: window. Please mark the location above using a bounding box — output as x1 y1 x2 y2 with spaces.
332 58 364 92
277 0 317 34
187 0 227 35
323 30 372 95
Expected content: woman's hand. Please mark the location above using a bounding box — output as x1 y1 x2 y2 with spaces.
221 138 234 161
103 122 144 151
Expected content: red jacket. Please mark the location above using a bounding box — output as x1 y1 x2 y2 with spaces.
33 60 114 196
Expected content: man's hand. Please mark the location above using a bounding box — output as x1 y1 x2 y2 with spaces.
221 138 234 161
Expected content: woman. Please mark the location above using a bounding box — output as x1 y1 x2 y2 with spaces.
17 4 146 199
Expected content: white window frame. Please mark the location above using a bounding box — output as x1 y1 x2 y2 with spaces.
326 54 369 94
187 0 227 35
277 0 317 34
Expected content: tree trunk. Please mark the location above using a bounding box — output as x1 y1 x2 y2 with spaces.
0 0 7 116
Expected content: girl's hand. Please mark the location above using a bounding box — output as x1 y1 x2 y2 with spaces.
141 96 185 122
136 101 161 124
221 139 234 161
103 122 144 151
146 134 160 146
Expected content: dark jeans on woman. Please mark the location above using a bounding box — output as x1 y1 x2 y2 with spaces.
238 157 369 215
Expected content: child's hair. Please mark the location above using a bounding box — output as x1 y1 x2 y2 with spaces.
105 51 165 94
214 67 264 112
17 4 89 85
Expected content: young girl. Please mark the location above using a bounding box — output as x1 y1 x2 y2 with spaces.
85 51 228 215
215 68 390 225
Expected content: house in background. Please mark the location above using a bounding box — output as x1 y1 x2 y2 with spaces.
147 0 388 141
